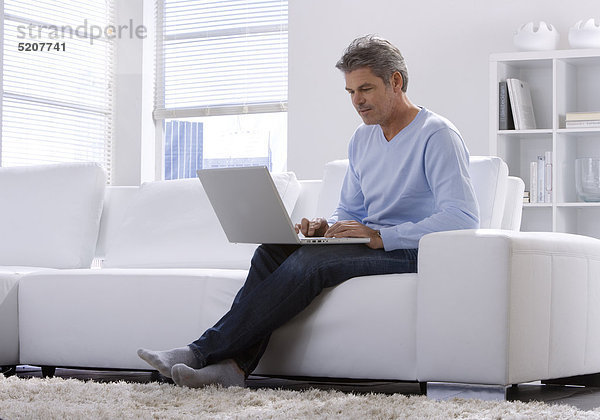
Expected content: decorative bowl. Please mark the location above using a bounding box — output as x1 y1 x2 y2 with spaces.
576 158 600 202
569 18 600 49
513 21 559 51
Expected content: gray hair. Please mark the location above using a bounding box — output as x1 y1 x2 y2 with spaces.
335 35 409 92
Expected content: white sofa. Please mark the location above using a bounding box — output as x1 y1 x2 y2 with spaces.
3 157 600 400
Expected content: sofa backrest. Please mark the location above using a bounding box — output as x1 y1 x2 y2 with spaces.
468 156 509 229
95 186 139 260
0 163 106 268
100 172 301 270
97 157 522 268
301 156 517 230
501 176 525 231
314 159 350 222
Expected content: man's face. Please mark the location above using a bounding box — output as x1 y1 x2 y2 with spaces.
344 67 396 126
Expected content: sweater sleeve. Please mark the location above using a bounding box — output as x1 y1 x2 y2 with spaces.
379 128 480 250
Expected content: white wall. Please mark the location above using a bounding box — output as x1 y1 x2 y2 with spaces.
287 0 600 179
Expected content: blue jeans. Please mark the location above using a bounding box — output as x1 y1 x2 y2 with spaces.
189 244 418 375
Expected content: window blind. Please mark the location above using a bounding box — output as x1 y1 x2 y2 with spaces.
154 0 288 119
1 0 114 180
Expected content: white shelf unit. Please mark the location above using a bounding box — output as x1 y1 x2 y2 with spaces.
490 49 600 239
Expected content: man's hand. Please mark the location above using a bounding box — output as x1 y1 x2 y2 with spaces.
294 217 329 238
325 220 384 249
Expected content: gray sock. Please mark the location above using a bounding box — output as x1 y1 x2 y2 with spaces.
171 359 245 388
137 346 201 378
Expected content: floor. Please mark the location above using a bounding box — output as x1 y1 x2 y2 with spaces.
9 366 600 411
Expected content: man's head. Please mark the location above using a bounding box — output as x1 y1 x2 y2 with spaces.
335 35 409 92
337 36 411 129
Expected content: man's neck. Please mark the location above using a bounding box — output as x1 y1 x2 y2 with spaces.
381 97 420 141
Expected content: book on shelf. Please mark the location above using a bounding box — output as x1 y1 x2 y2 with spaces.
528 151 553 204
544 151 552 203
566 111 600 121
565 111 600 128
506 78 537 130
537 155 545 203
565 120 600 128
498 81 515 130
530 161 538 203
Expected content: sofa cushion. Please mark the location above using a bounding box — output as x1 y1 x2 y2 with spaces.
0 163 106 268
255 272 418 379
18 268 247 370
102 172 301 270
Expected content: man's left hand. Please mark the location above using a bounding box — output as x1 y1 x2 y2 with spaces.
325 221 383 250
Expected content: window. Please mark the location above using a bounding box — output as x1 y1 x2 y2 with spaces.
1 0 115 180
154 0 288 178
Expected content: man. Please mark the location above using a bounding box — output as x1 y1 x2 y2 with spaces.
138 35 480 388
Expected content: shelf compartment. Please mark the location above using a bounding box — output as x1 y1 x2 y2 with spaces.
520 206 552 232
494 60 553 130
556 57 600 129
556 207 600 240
556 132 600 202
497 133 552 195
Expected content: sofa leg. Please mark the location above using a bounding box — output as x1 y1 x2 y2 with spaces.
41 366 56 378
426 382 509 401
419 382 427 395
149 370 174 384
1 365 16 377
542 373 600 387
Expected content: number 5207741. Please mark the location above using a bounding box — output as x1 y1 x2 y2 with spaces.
18 42 66 52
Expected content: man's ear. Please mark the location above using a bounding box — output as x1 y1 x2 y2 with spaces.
391 71 404 92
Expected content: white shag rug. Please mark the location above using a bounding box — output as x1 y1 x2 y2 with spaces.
2 375 600 419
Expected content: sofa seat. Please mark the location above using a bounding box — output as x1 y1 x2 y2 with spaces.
255 273 419 380
18 269 246 370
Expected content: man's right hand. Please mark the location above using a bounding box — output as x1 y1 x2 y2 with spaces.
294 217 329 237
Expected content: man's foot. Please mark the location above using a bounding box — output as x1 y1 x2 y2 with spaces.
137 346 201 378
171 359 245 388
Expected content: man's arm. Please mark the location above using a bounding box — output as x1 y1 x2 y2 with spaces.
379 128 480 250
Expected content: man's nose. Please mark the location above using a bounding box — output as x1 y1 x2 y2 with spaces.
353 92 364 106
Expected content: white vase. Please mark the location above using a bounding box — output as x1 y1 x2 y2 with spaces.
569 18 600 49
513 21 559 51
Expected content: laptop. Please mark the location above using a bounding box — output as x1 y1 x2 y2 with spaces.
197 166 371 245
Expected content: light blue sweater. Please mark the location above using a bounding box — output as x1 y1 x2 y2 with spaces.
328 108 480 250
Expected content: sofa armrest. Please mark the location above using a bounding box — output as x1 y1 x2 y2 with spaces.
416 229 600 386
